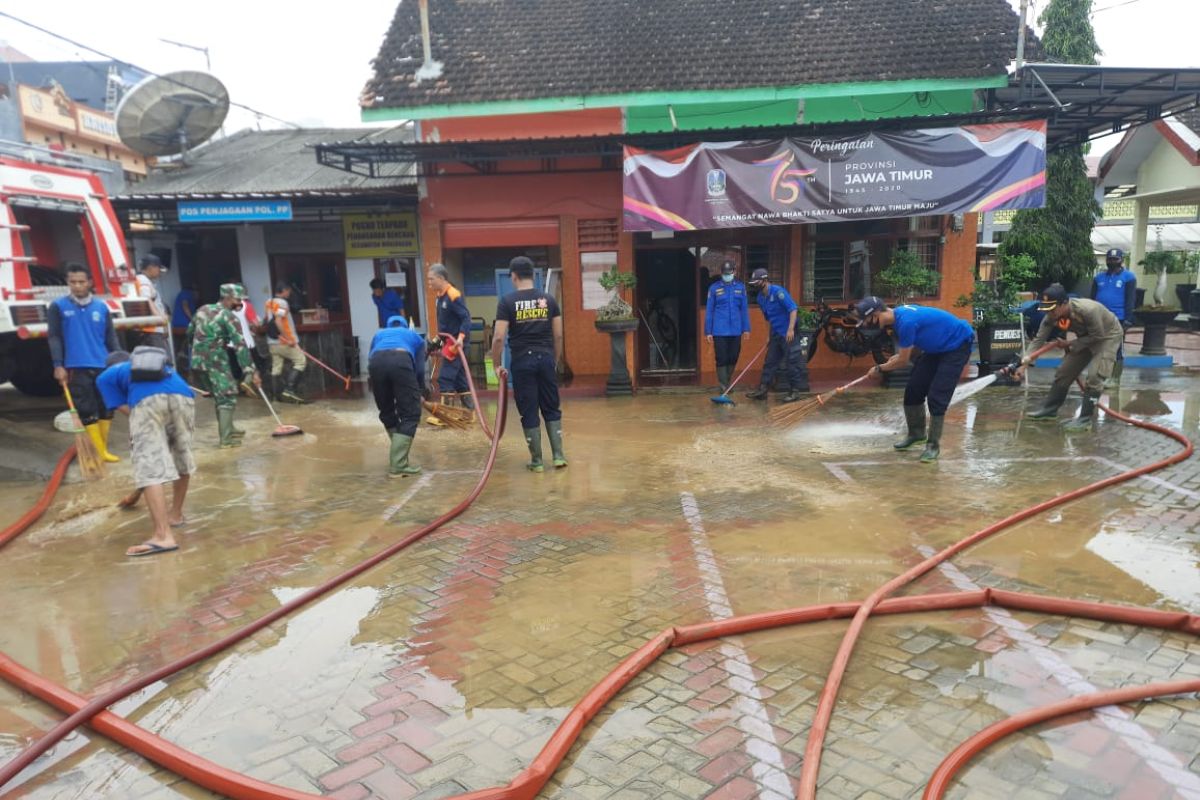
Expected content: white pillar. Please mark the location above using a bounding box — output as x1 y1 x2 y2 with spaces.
1131 199 1149 280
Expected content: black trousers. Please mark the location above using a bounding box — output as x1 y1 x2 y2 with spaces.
904 341 972 416
438 354 470 393
228 346 268 382
68 367 110 425
511 349 561 430
760 330 809 391
713 336 742 368
368 350 421 437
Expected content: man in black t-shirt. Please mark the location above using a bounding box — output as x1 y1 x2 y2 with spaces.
492 256 567 472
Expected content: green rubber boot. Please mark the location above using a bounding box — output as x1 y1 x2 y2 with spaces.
217 407 241 448
546 419 568 468
524 427 544 473
1062 391 1098 432
894 405 927 450
1026 384 1069 420
388 433 421 477
716 365 732 393
919 415 944 463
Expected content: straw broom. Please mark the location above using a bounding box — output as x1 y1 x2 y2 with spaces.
770 370 877 426
61 384 105 480
422 400 473 429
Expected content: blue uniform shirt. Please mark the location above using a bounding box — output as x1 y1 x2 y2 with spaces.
368 316 427 389
893 305 974 354
50 295 112 369
705 280 751 337
436 285 472 338
171 289 197 328
756 284 798 337
97 362 194 411
372 289 405 327
1092 269 1136 322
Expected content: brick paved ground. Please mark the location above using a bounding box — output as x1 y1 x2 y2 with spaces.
1 371 1198 799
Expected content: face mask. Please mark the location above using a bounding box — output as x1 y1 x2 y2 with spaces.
721 273 734 283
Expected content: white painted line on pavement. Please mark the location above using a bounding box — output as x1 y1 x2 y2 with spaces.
919 545 1200 800
381 474 433 522
680 492 793 800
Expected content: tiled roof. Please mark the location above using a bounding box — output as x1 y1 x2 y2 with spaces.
363 0 1032 111
1173 107 1200 136
115 126 415 199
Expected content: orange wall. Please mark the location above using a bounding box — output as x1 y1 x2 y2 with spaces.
418 110 623 143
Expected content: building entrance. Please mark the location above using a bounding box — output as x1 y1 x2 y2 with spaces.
635 248 698 379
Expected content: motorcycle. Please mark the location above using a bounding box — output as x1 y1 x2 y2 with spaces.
809 297 895 365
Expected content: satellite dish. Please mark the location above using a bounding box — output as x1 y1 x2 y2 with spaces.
116 71 229 159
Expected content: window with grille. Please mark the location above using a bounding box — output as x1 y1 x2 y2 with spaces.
804 240 846 302
804 219 944 302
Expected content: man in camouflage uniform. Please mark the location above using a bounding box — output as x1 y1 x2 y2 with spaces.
188 284 261 447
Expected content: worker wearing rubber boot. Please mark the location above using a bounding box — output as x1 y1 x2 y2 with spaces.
704 260 751 393
264 284 309 404
855 297 974 463
427 263 475 410
188 284 260 448
1090 248 1136 386
47 263 121 462
1012 284 1122 430
492 256 568 472
367 316 428 477
745 268 808 402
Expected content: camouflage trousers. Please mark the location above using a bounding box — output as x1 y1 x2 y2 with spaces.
193 364 238 411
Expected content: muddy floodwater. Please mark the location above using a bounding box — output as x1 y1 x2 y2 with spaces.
0 374 1198 799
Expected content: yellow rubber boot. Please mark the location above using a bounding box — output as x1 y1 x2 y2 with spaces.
87 423 120 463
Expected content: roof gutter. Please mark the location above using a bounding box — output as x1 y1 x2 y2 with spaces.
361 74 1009 122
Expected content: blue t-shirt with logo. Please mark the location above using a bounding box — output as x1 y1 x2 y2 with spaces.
893 305 974 354
51 295 111 369
1093 269 1136 321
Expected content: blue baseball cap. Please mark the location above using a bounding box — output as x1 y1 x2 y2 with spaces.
1106 248 1124 261
854 296 886 326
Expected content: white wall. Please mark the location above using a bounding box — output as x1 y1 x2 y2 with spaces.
131 234 180 304
236 226 271 311
347 257 378 376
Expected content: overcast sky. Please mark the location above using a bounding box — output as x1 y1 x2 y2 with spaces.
1 0 1198 155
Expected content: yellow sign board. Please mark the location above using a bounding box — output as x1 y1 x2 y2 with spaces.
18 85 75 132
342 212 419 258
76 108 122 145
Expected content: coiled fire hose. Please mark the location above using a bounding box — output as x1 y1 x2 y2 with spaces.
0 371 1196 799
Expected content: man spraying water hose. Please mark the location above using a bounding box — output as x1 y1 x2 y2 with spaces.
368 316 428 477
427 263 475 411
1009 283 1122 430
854 296 974 463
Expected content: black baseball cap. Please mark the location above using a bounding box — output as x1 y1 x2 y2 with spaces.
749 268 769 283
138 254 166 270
1036 283 1070 312
854 296 886 326
720 260 736 275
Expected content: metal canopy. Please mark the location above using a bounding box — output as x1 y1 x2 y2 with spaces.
316 64 1200 178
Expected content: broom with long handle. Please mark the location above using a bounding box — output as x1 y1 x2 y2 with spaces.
62 384 104 480
710 341 769 405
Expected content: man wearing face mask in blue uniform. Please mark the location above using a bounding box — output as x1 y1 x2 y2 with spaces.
704 260 751 392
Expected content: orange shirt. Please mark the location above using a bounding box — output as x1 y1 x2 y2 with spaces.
265 296 298 345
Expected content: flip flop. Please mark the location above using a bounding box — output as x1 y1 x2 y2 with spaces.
169 518 186 528
127 542 179 558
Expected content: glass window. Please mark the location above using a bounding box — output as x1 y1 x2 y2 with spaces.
804 218 943 302
269 254 350 324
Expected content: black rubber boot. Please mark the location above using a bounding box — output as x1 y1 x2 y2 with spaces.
460 392 475 411
1062 391 1099 432
920 415 944 463
780 390 802 403
894 405 927 450
716 365 731 392
745 386 769 400
524 428 544 473
1026 384 1069 420
280 369 309 404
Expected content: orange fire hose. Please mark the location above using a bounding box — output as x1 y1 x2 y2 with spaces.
1 367 1196 798
0 380 508 792
0 445 75 551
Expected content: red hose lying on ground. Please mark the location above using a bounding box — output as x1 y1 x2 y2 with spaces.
0 445 75 551
796 392 1196 798
0 383 508 792
2 588 1195 800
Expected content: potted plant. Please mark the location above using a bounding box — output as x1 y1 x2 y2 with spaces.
1136 235 1189 355
955 253 1037 369
592 266 638 395
877 249 941 303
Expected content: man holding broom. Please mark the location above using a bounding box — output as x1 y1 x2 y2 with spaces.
47 263 121 462
745 268 808 402
188 284 261 448
368 315 428 477
854 296 974 463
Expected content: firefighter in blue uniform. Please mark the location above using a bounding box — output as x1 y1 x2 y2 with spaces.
704 260 751 392
1090 247 1136 383
427 263 474 410
745 268 809 402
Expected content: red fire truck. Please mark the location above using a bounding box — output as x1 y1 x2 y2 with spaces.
0 149 159 396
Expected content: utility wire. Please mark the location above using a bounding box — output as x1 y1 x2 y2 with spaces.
1091 0 1144 14
0 10 301 129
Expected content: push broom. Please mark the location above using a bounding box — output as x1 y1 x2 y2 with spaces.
257 386 304 437
61 384 104 480
710 341 769 405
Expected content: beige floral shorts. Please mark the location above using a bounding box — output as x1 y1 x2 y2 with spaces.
130 394 197 489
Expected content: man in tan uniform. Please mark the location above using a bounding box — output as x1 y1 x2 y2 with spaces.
1011 283 1122 430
